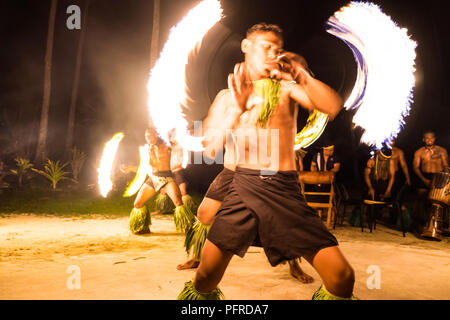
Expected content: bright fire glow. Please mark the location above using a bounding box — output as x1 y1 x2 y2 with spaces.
123 144 152 197
294 111 329 150
98 132 125 197
326 2 417 148
146 0 222 151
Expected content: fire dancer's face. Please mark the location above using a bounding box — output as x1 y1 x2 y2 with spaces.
243 31 283 79
145 129 158 145
423 133 435 146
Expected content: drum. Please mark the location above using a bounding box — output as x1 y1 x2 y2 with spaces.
428 172 450 206
422 204 445 241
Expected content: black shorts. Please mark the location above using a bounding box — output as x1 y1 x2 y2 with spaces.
416 172 434 190
204 167 235 202
173 169 187 186
207 167 338 266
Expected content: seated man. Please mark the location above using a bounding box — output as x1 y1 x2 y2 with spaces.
310 144 340 174
309 143 340 219
412 131 449 227
364 146 395 202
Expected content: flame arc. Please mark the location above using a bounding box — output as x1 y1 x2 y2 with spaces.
326 2 417 148
146 0 222 152
97 132 125 198
123 144 152 197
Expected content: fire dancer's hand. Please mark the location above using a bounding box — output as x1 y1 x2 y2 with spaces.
274 51 309 84
228 62 253 113
382 190 391 200
424 178 431 188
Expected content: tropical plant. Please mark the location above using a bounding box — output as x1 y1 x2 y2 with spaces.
10 157 34 187
69 147 87 182
32 159 71 190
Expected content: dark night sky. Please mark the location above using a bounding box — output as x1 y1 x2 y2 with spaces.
0 0 448 190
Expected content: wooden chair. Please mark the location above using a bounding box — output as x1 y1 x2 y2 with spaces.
360 186 408 237
298 171 336 228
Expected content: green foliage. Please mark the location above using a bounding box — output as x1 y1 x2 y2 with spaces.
32 159 71 189
69 147 87 182
10 157 34 186
0 188 134 217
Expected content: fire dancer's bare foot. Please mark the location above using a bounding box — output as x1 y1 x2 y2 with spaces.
177 259 200 270
150 210 161 216
288 259 314 284
134 227 151 235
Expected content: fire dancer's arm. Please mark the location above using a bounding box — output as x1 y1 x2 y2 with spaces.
202 89 241 158
278 52 343 120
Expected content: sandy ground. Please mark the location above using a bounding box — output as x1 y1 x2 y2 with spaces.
0 213 449 300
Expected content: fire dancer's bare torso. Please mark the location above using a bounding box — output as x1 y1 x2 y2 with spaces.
225 84 299 172
149 143 172 172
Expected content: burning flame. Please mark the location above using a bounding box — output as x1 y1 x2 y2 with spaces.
97 132 124 197
146 0 222 152
123 144 152 197
326 2 417 148
294 110 329 150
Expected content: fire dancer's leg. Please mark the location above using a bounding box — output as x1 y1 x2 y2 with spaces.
304 246 355 299
164 181 183 207
134 183 156 209
288 258 314 284
192 239 233 293
177 197 222 270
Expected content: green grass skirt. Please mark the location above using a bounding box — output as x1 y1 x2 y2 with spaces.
312 285 359 300
182 194 196 213
184 218 210 261
129 206 151 234
178 280 224 300
173 204 195 232
153 193 175 214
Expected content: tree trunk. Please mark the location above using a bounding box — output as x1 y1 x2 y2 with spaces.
65 0 90 159
149 0 160 70
36 0 58 163
147 0 160 128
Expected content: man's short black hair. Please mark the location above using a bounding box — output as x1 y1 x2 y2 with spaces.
423 131 435 137
246 23 283 39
